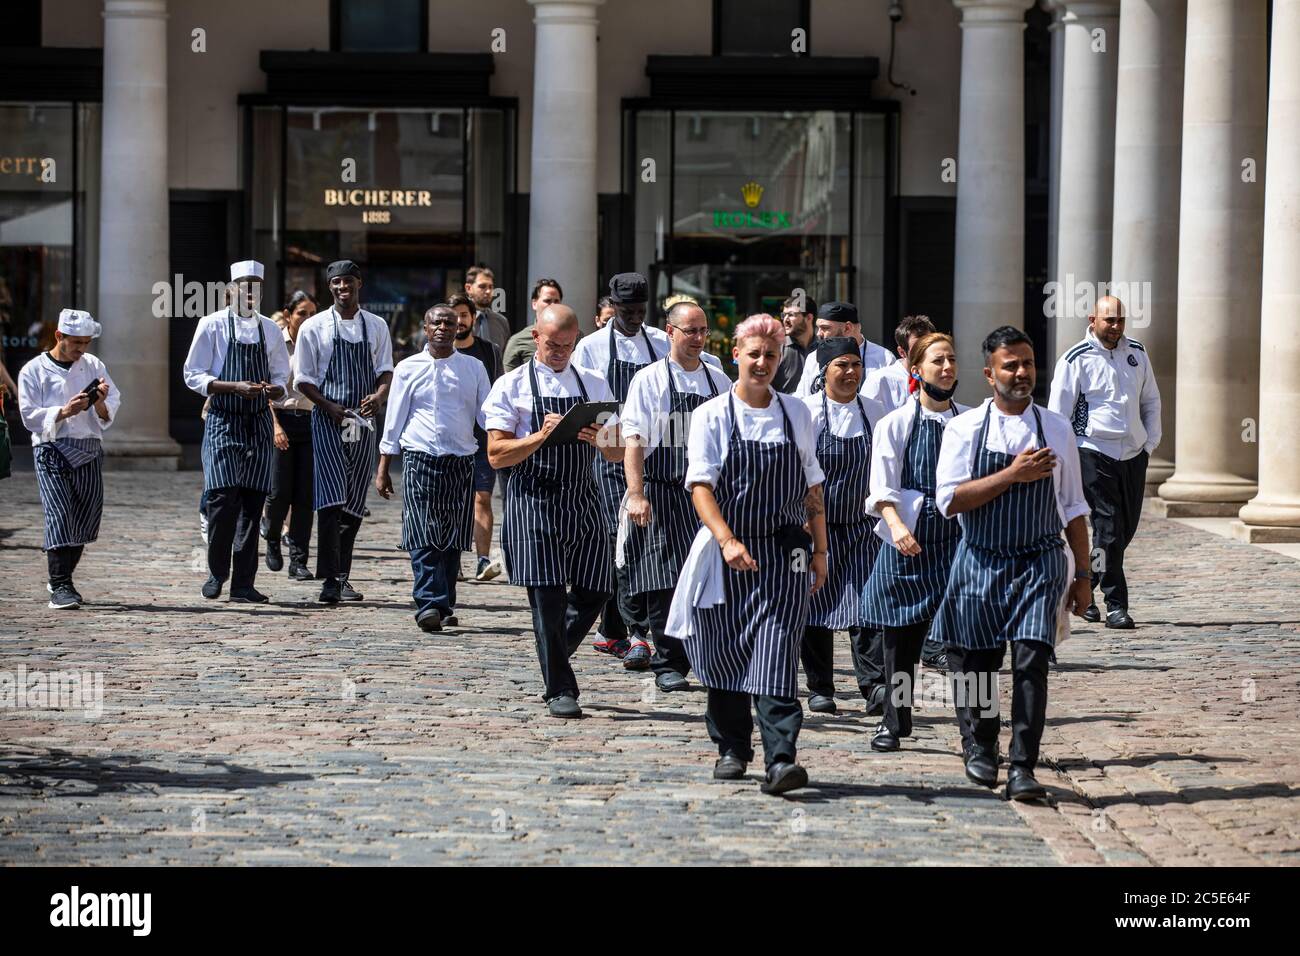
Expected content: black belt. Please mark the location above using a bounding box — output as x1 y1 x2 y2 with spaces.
275 408 312 417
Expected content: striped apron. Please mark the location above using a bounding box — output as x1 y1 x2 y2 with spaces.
311 308 377 516
684 393 811 697
34 436 104 550
593 324 659 534
399 450 475 552
808 392 878 629
625 357 719 596
201 311 276 494
931 404 1069 650
862 401 963 627
501 362 611 590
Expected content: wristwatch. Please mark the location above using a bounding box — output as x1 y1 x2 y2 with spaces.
1073 570 1092 580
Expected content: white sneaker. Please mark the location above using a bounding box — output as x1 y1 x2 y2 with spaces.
475 557 503 582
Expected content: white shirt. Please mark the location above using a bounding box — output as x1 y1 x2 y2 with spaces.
1048 331 1161 461
866 399 961 513
482 357 618 438
573 323 723 376
621 357 733 458
293 307 395 389
793 338 894 397
803 390 888 444
379 349 490 458
861 359 911 413
17 351 120 446
272 330 313 412
685 386 825 490
935 398 1090 530
182 310 291 396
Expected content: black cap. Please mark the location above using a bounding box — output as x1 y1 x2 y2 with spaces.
817 336 861 368
818 301 858 325
608 272 649 304
326 259 362 281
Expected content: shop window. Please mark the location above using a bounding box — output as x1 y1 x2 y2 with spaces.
332 0 427 53
0 0 41 48
714 0 809 57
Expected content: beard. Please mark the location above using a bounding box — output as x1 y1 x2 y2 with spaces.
995 379 1034 401
455 328 471 342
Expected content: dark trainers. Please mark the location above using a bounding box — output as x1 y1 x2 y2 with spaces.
655 671 690 692
48 584 81 610
592 637 630 658
442 614 459 627
761 762 809 795
229 587 270 604
50 580 86 605
1082 603 1101 624
623 640 651 670
265 538 284 572
339 579 363 602
1105 608 1135 629
416 609 442 632
547 695 583 718
318 578 341 604
287 562 313 581
201 575 223 600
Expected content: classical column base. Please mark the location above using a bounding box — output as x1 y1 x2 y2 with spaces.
103 436 181 471
1149 498 1245 518
1237 498 1300 529
1229 521 1300 544
1158 472 1256 506
1144 455 1174 496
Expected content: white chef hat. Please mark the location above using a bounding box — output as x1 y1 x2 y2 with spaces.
230 260 265 282
57 308 102 338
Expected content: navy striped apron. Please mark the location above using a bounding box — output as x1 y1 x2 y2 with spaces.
685 393 811 697
311 308 377 516
201 311 276 494
501 362 611 590
593 324 659 534
625 358 719 596
34 436 104 550
808 392 879 629
931 404 1069 650
862 400 963 627
399 449 475 552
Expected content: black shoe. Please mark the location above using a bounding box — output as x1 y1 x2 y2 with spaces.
287 562 313 582
62 581 85 605
416 609 442 632
47 583 81 610
443 614 459 627
921 640 948 670
713 754 747 780
318 578 341 604
623 641 651 671
655 671 690 693
1082 603 1101 623
229 587 270 604
1105 608 1135 629
265 538 284 572
339 579 363 602
870 723 901 752
964 750 999 789
808 693 837 714
547 695 582 718
201 575 223 600
1005 767 1048 802
864 683 887 717
761 762 809 795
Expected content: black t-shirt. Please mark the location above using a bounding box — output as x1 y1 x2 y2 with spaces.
45 351 75 370
456 336 502 452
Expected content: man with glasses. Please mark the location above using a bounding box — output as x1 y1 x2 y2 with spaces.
773 293 817 394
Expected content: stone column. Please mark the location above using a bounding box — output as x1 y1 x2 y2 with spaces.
1157 0 1267 514
1044 1 1067 287
1051 0 1120 362
526 0 603 332
1110 0 1185 491
950 0 1035 407
1235 0 1300 541
97 0 178 468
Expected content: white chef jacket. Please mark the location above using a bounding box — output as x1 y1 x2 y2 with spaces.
802 390 888 445
935 398 1090 530
482 357 618 438
866 399 961 513
621 358 732 458
1048 331 1162 461
293 307 394 389
182 310 290 396
379 349 490 458
861 360 911 413
793 338 894 398
17 351 121 445
685 386 825 490
573 323 724 377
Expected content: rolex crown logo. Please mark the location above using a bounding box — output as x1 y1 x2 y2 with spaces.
741 181 764 208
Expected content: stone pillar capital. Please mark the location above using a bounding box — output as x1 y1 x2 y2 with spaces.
953 0 1035 27
527 0 604 25
102 0 167 19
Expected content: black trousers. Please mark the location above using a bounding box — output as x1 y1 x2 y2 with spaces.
800 625 884 700
47 544 85 586
883 620 931 736
1079 448 1148 612
597 533 628 644
316 505 363 583
265 410 314 566
706 689 803 769
945 641 1050 771
645 588 690 677
206 486 267 590
527 584 609 701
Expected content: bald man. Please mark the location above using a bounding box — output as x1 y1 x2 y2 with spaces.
1049 296 1161 629
482 305 625 718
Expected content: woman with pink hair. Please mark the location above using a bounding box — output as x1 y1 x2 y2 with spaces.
668 314 829 795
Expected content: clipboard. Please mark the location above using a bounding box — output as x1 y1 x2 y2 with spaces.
539 401 619 449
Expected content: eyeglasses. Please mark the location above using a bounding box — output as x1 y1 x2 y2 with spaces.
671 326 709 337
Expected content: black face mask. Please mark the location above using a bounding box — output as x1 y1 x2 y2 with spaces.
914 374 958 402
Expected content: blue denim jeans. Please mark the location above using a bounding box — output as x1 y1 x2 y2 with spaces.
410 546 461 618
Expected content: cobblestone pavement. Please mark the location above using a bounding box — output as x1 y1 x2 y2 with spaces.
0 473 1296 865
